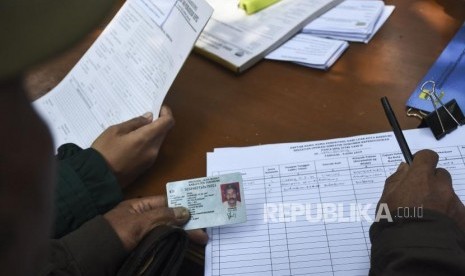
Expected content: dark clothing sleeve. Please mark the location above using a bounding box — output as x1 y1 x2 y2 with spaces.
40 216 128 276
369 209 465 276
54 143 123 238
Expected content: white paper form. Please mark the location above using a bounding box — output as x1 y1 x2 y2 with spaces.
195 0 342 72
303 0 384 41
139 0 177 25
362 5 395 43
266 34 348 70
33 0 213 149
205 127 465 275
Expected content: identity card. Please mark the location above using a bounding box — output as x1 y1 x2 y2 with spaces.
166 173 247 230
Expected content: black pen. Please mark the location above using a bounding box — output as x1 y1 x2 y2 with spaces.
381 96 414 165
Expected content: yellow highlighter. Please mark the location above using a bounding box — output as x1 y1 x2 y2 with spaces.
238 0 281 15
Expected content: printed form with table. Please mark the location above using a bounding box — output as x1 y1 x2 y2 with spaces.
31 0 465 275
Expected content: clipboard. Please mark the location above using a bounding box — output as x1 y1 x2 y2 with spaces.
406 23 465 113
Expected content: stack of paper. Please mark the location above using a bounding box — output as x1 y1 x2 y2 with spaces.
303 0 395 43
194 0 342 73
204 127 465 275
265 0 395 70
266 33 348 70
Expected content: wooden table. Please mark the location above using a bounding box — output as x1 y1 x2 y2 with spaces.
121 0 465 198
24 0 465 272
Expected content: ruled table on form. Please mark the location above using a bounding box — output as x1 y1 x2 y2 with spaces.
205 128 465 276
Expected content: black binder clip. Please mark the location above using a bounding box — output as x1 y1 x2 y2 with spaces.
419 80 465 140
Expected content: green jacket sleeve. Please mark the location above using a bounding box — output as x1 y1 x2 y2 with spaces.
54 143 123 238
40 216 128 276
369 209 465 275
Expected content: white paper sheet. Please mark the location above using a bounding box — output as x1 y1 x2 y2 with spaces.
302 2 394 43
363 5 395 43
303 0 384 37
205 127 465 275
33 0 213 149
266 34 348 70
195 0 342 72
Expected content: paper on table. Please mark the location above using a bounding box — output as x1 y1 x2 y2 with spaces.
362 5 395 43
205 127 465 275
266 33 348 70
302 0 394 43
33 0 213 149
194 0 342 73
302 0 391 43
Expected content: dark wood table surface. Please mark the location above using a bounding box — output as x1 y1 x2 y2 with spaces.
122 0 465 198
24 0 465 269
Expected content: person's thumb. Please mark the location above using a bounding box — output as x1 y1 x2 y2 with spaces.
115 112 153 133
171 207 190 225
143 206 190 228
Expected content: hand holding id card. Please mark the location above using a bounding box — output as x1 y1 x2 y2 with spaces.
166 173 247 230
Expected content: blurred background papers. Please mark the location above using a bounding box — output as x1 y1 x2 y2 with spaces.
303 0 393 43
266 34 348 70
267 0 394 70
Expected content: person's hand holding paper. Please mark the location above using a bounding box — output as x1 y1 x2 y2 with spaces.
92 106 175 188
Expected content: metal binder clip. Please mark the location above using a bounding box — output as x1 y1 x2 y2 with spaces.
406 107 428 121
420 80 465 140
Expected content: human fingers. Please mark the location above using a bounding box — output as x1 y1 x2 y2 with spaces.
396 162 409 173
144 207 190 227
435 167 453 187
187 229 209 245
136 113 175 140
125 196 168 214
410 149 439 173
159 105 173 117
388 162 409 181
104 204 190 251
377 162 410 212
384 162 409 189
114 113 153 134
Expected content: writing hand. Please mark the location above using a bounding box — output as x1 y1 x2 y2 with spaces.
378 149 465 230
92 106 175 187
